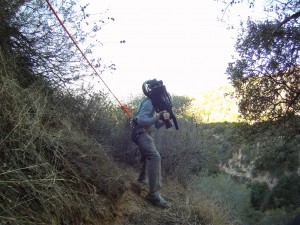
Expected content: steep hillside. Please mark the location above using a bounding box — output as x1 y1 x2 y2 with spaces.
0 50 236 225
95 165 236 225
101 167 203 225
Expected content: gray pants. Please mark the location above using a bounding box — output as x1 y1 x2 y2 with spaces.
137 133 162 193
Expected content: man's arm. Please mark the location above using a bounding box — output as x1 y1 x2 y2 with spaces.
135 98 156 126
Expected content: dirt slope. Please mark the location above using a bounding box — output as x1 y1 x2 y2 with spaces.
98 167 206 225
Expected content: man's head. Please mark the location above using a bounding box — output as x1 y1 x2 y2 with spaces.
142 79 164 98
141 79 179 130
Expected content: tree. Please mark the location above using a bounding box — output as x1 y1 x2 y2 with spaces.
224 0 300 138
0 0 35 87
1 0 115 89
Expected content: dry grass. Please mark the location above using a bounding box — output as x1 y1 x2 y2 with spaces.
159 179 236 225
0 50 125 224
189 195 236 225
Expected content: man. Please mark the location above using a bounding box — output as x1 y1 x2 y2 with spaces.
132 82 171 208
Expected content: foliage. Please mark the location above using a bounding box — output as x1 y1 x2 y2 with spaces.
250 182 270 210
190 173 298 225
64 91 118 143
2 1 299 223
185 188 236 225
254 136 300 176
1 0 115 89
224 0 300 139
154 119 208 185
111 88 300 224
189 85 240 123
2 48 298 224
258 208 287 225
190 173 254 224
0 50 125 224
171 95 193 118
1 0 40 88
269 173 300 211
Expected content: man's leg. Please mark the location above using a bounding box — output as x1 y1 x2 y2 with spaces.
137 133 161 193
137 134 169 208
137 154 147 183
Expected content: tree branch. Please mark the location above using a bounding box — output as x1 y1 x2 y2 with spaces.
273 10 300 34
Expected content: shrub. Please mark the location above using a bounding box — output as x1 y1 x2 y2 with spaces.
258 208 287 225
250 182 270 210
269 173 300 211
0 50 125 224
154 119 210 185
190 173 253 223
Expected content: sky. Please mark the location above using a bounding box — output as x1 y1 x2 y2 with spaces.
77 0 265 100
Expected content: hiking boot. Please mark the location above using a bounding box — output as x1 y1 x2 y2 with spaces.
146 192 170 208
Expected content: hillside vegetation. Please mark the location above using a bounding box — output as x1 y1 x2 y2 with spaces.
1 48 239 224
1 1 300 224
0 50 123 224
2 47 300 224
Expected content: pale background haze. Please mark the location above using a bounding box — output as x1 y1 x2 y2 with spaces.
77 0 265 100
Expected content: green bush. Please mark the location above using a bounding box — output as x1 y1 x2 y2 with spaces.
250 182 270 210
154 120 211 185
254 141 299 177
270 173 300 211
190 173 253 223
258 208 287 225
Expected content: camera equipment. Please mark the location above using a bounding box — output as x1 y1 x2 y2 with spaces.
142 79 179 130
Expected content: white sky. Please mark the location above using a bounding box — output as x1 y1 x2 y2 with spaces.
77 0 265 100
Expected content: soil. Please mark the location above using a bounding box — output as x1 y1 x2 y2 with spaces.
97 167 205 225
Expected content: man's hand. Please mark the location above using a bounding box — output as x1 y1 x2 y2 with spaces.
157 111 170 121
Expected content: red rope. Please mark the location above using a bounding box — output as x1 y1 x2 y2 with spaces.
45 0 132 118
